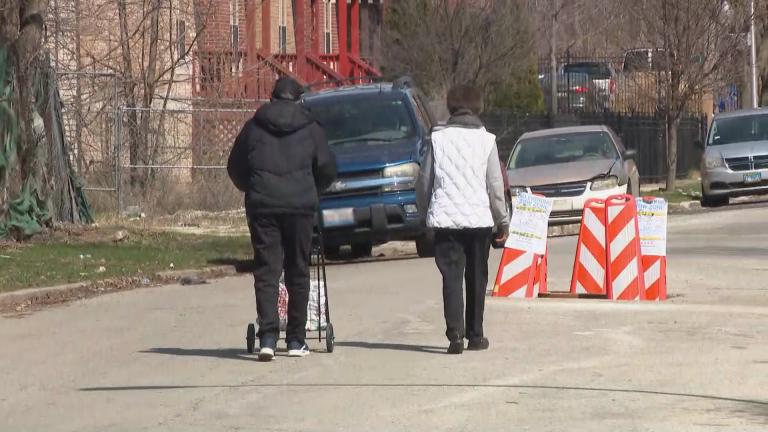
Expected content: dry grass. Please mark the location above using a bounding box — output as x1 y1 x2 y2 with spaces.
0 224 252 293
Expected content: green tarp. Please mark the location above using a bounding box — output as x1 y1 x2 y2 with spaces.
0 48 93 240
0 181 51 238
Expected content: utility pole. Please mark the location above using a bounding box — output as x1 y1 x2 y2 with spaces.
750 0 758 108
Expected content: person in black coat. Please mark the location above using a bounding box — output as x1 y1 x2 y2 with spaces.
228 76 337 361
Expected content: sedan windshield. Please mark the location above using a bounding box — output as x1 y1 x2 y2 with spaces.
305 96 416 145
509 132 618 169
708 114 768 146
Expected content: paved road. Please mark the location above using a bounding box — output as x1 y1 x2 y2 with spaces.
2 206 768 431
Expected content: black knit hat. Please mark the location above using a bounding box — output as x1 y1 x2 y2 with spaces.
447 84 483 115
271 76 304 102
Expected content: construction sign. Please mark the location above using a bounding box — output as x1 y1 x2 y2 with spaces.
636 198 668 257
637 197 668 301
505 193 553 255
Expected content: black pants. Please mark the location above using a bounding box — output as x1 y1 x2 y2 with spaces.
248 214 314 344
434 228 493 342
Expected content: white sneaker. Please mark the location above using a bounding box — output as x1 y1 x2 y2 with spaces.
258 346 275 361
287 342 310 357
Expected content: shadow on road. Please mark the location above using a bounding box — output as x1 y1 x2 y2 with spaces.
335 341 445 354
207 254 421 272
78 382 768 409
140 347 253 362
727 403 768 424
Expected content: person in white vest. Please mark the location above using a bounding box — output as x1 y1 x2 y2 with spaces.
416 84 509 354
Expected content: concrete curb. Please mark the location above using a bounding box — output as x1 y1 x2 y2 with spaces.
0 265 240 313
548 224 580 237
0 282 86 307
669 200 702 213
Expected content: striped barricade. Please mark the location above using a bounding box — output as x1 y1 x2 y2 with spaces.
570 199 608 297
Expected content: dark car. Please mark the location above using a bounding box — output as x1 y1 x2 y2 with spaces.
540 72 604 113
563 62 616 110
302 79 436 258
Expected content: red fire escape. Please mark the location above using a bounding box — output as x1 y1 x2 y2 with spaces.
193 0 383 101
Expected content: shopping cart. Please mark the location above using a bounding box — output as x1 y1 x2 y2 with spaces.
245 212 335 354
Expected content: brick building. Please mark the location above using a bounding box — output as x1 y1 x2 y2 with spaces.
193 0 384 100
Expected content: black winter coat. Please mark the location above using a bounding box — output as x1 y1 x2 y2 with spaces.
227 100 337 215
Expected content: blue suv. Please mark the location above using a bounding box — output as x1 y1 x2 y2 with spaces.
303 79 435 258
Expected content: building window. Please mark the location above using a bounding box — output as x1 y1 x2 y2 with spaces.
279 0 287 53
324 0 332 53
176 19 186 60
279 26 288 54
230 0 240 70
231 25 239 52
229 0 239 26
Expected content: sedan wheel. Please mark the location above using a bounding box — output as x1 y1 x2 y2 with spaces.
701 192 729 208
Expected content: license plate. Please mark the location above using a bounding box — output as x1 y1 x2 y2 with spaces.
322 208 355 228
743 172 762 184
552 199 571 212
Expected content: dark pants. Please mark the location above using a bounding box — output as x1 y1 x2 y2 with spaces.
248 214 314 344
434 228 493 342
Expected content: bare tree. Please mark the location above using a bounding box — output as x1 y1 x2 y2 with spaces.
115 0 207 188
1 0 49 231
753 1 768 105
383 0 534 106
547 0 564 114
624 0 748 189
49 0 210 189
530 0 633 57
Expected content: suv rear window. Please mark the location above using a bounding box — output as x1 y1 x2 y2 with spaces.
563 63 611 79
305 96 416 146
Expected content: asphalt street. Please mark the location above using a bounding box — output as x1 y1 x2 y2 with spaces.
1 205 767 431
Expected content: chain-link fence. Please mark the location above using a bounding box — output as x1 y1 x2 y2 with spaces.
56 71 120 213
116 104 260 218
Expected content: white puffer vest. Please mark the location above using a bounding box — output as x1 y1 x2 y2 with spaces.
426 126 496 229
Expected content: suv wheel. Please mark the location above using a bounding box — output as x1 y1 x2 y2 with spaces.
701 192 728 208
323 245 341 259
416 232 435 258
351 242 373 258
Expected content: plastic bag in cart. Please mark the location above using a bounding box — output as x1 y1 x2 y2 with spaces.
277 279 327 332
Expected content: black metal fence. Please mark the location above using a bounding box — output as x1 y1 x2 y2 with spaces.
482 112 707 183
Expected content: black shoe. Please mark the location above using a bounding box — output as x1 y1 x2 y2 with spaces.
287 340 311 358
447 340 464 354
467 337 490 351
258 335 277 362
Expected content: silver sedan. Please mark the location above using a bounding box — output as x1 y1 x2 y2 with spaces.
506 125 640 225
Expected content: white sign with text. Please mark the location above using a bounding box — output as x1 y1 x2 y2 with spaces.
636 198 668 257
505 193 553 255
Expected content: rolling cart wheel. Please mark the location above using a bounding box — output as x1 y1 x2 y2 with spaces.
246 323 256 354
326 323 335 353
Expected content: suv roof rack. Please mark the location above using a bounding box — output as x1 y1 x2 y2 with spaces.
392 76 414 91
303 75 387 92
